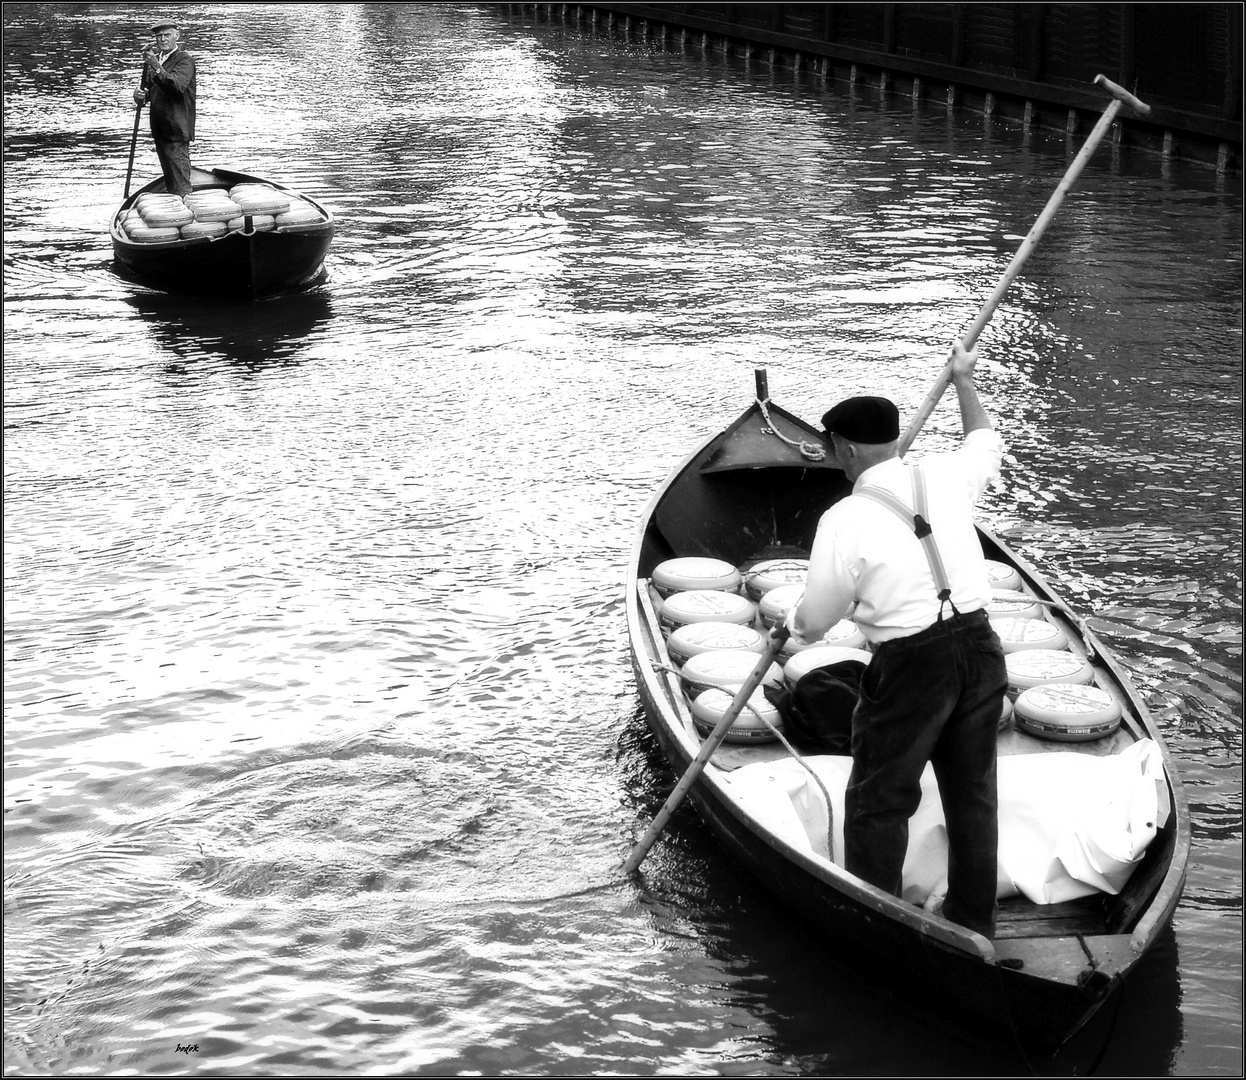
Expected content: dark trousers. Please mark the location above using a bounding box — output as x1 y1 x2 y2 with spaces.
155 140 192 196
844 609 1006 938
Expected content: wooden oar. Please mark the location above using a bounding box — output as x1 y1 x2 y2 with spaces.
123 102 143 200
624 625 790 876
897 74 1152 456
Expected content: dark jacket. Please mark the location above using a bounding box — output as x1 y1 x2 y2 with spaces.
148 48 196 142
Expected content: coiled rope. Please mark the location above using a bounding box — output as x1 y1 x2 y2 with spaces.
757 397 826 462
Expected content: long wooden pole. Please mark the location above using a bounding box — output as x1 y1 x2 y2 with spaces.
624 626 790 876
123 102 143 200
897 75 1151 456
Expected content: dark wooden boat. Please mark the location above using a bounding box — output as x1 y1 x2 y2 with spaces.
111 166 334 299
626 370 1190 1051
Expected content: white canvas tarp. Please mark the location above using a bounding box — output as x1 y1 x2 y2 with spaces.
721 738 1170 905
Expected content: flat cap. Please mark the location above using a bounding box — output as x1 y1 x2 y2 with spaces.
821 396 900 444
149 21 179 33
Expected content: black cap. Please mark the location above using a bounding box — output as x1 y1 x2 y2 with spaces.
821 396 900 444
149 22 179 33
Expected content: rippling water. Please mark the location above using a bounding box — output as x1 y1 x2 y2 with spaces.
4 3 1241 1075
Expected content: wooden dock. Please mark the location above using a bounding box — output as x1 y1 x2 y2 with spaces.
503 3 1242 173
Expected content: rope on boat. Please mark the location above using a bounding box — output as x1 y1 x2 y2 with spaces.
757 397 826 462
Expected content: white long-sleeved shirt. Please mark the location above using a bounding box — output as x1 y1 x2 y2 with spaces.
787 428 1005 646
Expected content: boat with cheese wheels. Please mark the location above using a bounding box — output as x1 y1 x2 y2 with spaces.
110 166 334 299
625 369 1190 1051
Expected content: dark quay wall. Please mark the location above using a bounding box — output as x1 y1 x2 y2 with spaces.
515 3 1242 172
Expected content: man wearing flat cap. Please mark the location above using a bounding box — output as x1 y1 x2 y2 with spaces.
785 340 1007 939
133 21 196 196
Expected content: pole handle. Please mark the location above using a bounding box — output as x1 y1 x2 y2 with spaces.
897 79 1140 456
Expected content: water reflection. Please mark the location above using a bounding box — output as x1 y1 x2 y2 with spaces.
126 286 333 371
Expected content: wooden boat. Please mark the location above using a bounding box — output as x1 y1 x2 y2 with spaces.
111 166 334 299
626 370 1190 1051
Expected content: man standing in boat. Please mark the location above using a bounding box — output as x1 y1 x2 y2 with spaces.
785 340 1007 939
132 20 196 197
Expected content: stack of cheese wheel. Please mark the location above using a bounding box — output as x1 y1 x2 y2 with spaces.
679 649 783 699
783 644 873 689
651 557 741 600
1005 649 1094 698
1013 683 1122 742
758 583 804 631
992 616 1069 654
985 559 1023 592
230 183 291 217
987 589 1044 622
666 621 766 668
135 194 193 229
273 199 324 228
741 558 808 602
183 190 241 239
659 589 756 637
691 687 782 744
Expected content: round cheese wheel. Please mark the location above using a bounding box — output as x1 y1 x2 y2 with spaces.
993 617 1069 653
226 214 276 232
691 687 782 744
1014 684 1123 742
180 220 227 239
742 558 809 601
1006 650 1094 694
274 203 323 226
784 645 873 687
679 649 783 699
998 693 1014 730
666 621 766 667
126 225 181 243
986 560 1023 592
651 557 741 600
141 204 194 227
987 589 1043 621
780 618 867 661
758 583 805 629
659 590 756 635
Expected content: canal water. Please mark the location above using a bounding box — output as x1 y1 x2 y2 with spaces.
3 3 1241 1075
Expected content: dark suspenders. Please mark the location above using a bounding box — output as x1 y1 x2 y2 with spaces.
855 467 961 620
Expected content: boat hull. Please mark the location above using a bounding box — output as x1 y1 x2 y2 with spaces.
111 166 334 300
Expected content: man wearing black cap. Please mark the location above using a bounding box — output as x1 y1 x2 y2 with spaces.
785 340 1007 938
132 21 196 197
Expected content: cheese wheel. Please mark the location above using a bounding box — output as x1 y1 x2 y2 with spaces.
758 583 805 630
679 649 783 699
691 687 782 744
126 225 182 243
226 214 276 232
742 558 809 601
232 194 290 215
993 617 1069 653
659 590 756 634
180 220 227 239
651 557 741 600
986 560 1023 592
784 645 873 687
998 693 1014 730
666 621 766 667
1006 650 1094 694
1014 684 1122 742
987 589 1043 621
780 618 867 660
193 203 243 223
141 204 194 227
274 203 323 226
